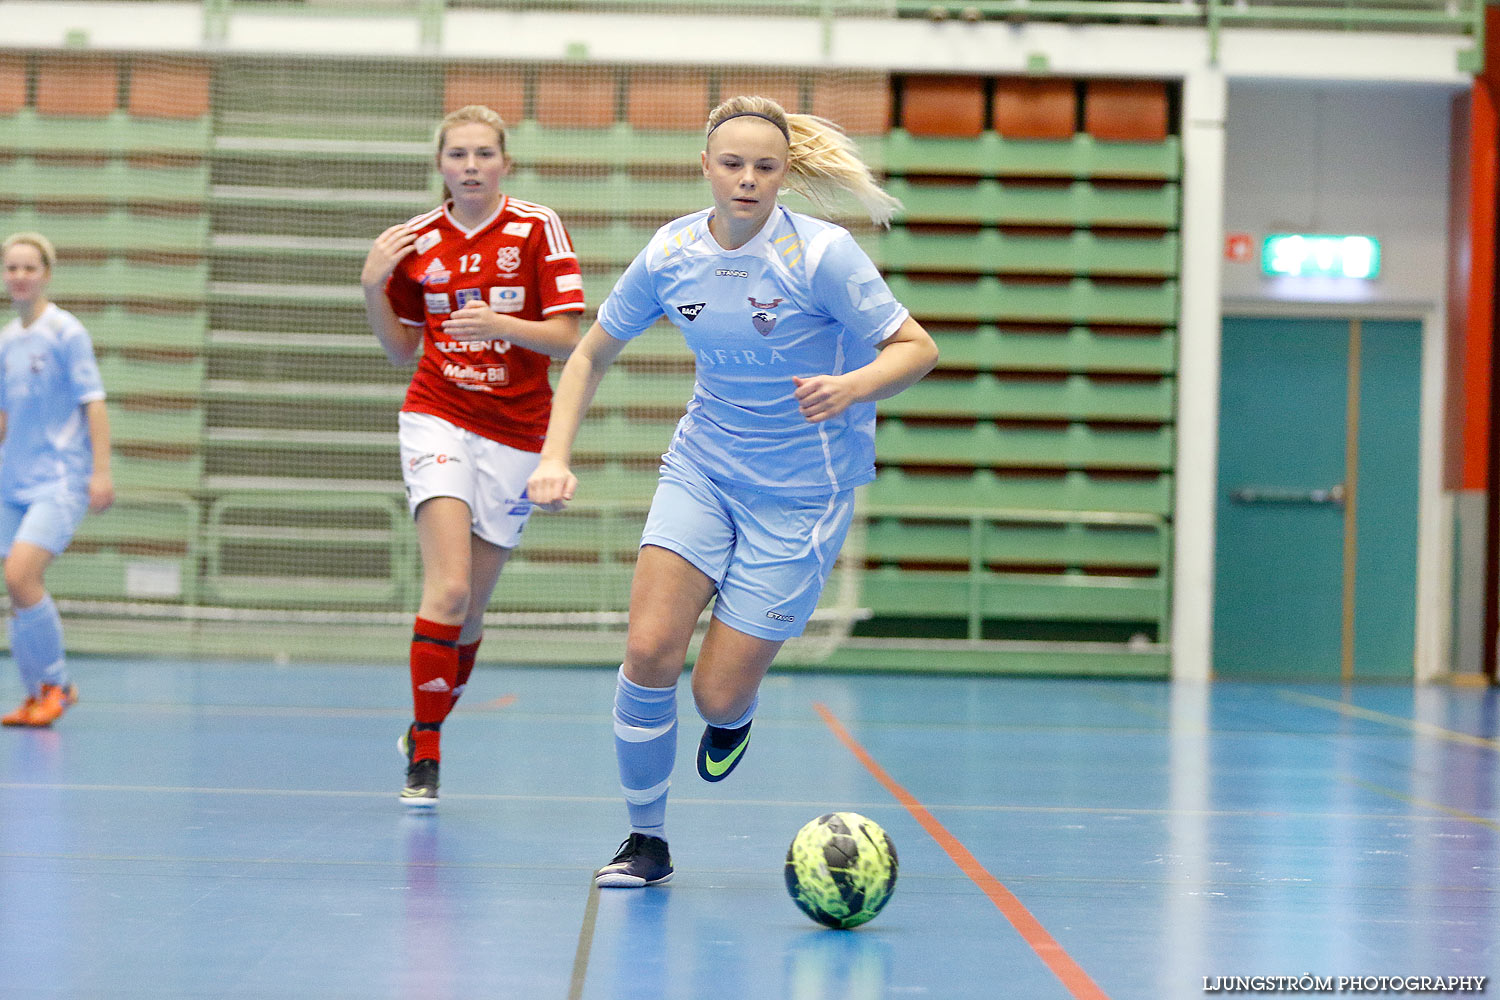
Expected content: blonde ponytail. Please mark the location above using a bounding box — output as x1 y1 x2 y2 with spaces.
706 96 902 228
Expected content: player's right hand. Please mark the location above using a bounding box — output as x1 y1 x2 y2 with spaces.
527 456 578 511
361 224 418 289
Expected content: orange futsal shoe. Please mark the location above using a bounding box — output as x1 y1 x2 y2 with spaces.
1 696 39 726
25 683 78 727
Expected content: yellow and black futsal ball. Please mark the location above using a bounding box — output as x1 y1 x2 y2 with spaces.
784 811 898 928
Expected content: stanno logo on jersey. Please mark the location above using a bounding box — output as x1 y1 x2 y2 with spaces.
676 302 707 321
748 296 783 310
503 221 533 238
416 229 442 254
422 258 451 286
495 246 522 274
716 268 749 278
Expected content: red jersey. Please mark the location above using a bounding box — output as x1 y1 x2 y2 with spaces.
385 197 586 452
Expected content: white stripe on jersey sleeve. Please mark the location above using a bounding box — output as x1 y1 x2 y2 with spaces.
402 206 445 230
506 199 575 258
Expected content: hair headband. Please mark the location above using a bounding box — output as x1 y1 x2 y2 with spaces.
707 110 790 141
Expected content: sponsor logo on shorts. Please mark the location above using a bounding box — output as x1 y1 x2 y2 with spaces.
415 229 442 253
506 494 533 515
716 268 749 278
676 302 707 321
765 610 796 623
503 221 533 238
490 286 526 313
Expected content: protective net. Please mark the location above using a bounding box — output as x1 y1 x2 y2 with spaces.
1 49 889 664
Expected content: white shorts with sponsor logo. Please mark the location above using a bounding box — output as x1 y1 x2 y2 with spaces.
398 411 538 549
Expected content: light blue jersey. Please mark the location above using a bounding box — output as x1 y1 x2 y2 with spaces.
0 304 106 504
597 205 909 496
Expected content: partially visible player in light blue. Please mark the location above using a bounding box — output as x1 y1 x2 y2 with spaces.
527 95 939 888
0 232 113 728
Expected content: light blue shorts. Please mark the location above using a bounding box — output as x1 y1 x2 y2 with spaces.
0 490 90 558
640 457 854 641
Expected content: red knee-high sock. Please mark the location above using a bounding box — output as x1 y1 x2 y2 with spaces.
410 616 462 761
449 638 481 719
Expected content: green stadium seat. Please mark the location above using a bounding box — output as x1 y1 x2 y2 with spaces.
0 108 211 154
874 420 1173 470
886 178 1180 228
0 208 210 255
71 308 208 352
864 516 1167 569
504 170 707 219
486 560 638 612
110 401 205 447
96 354 206 399
881 130 1181 180
876 229 1179 278
883 275 1177 325
589 369 695 411
860 566 1166 622
573 412 677 461
879 372 1174 422
52 260 209 304
926 325 1175 375
0 158 210 205
112 452 204 492
867 467 1172 515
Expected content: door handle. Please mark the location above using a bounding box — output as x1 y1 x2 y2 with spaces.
1231 484 1345 506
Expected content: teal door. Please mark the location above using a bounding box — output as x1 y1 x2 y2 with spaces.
1213 317 1421 679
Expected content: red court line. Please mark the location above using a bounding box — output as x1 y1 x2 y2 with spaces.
814 702 1111 1000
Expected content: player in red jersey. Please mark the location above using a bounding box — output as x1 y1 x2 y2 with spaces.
361 105 585 807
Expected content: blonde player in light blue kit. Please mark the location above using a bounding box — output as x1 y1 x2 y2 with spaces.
527 95 939 888
0 232 114 728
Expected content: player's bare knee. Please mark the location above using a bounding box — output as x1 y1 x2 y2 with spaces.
420 577 471 621
689 679 748 727
2 559 43 606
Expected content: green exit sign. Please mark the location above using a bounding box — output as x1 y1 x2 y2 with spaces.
1261 234 1381 279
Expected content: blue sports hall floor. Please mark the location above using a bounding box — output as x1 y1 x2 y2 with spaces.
2 658 1497 999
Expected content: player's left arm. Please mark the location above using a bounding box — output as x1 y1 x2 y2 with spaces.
793 316 939 424
83 399 114 513
439 307 582 359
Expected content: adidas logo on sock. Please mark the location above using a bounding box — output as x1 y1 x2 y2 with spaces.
418 678 451 693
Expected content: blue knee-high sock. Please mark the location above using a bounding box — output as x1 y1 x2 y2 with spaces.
9 594 66 696
613 666 678 840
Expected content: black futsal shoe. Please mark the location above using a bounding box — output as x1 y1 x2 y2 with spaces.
696 720 752 782
595 833 674 888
